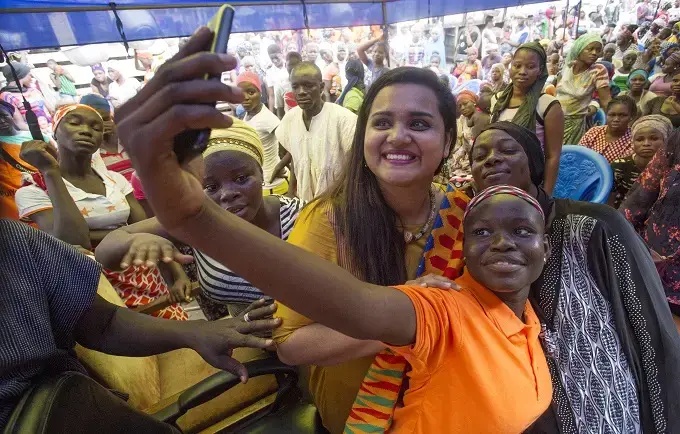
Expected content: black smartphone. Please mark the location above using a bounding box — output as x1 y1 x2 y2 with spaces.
173 4 235 164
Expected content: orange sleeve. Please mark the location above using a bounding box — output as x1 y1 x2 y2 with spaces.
273 201 339 344
387 285 462 375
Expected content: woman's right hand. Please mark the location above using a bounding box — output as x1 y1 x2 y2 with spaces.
120 233 194 269
20 140 59 173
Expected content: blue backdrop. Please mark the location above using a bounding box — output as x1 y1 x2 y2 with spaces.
0 0 547 50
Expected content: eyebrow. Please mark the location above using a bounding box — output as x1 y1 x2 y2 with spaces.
370 110 435 119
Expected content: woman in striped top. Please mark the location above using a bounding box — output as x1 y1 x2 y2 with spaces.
95 118 303 319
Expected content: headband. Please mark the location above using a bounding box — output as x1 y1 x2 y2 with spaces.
627 69 648 86
52 104 104 134
457 90 478 104
203 117 264 166
236 71 262 93
631 115 674 141
464 184 545 222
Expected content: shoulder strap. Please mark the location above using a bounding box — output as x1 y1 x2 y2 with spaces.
0 145 36 174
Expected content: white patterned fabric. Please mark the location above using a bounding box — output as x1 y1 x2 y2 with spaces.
540 214 641 433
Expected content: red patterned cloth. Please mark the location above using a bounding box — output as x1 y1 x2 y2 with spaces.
103 266 188 320
578 125 633 162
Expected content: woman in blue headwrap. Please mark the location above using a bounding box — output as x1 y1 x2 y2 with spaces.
556 33 612 144
336 59 365 114
622 68 657 117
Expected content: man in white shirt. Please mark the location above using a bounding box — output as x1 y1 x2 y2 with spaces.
265 44 288 113
669 0 680 22
274 51 302 119
275 62 357 202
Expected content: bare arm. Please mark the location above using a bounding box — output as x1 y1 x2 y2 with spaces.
63 70 76 83
277 323 385 366
357 37 380 66
126 193 148 223
270 150 291 184
268 86 276 112
172 198 417 345
13 110 28 131
542 103 565 195
50 73 61 89
596 86 612 114
94 217 174 270
90 84 102 96
75 276 279 379
32 168 92 249
287 157 297 198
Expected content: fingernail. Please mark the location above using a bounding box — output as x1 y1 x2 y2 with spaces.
265 339 274 345
444 283 452 288
240 375 247 384
121 262 128 268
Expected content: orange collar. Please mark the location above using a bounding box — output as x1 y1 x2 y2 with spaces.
457 269 541 338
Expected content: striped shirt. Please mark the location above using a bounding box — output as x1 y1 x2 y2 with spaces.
195 195 303 305
57 74 77 96
0 220 101 428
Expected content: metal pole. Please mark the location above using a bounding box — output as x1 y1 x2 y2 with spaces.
574 0 582 38
0 0 394 14
382 1 390 68
653 0 662 20
561 0 570 56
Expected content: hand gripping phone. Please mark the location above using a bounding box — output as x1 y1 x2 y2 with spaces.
173 4 235 164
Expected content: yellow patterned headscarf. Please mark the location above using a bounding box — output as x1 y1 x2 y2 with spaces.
203 117 264 166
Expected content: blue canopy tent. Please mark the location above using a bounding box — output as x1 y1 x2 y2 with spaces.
0 0 549 51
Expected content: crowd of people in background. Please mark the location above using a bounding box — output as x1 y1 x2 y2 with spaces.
1 0 680 433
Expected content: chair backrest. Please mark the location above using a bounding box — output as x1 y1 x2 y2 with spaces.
3 372 177 434
554 145 613 203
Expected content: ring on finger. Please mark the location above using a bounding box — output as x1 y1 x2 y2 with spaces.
243 312 251 323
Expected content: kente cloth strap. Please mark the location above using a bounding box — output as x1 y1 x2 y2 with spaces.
464 184 545 222
344 185 470 434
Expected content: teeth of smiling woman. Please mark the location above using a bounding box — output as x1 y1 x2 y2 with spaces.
385 154 415 161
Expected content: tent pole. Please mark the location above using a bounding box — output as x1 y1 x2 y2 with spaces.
561 0 570 56
574 0 582 37
0 0 391 14
382 1 391 68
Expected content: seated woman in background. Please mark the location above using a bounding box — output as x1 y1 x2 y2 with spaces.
96 118 304 320
490 41 563 194
609 114 672 207
485 63 507 93
89 63 113 98
644 69 680 127
579 95 635 162
336 59 365 115
15 104 189 320
649 50 680 97
80 94 134 182
622 69 657 118
612 49 638 93
621 128 680 318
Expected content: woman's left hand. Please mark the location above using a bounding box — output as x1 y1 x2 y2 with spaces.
170 277 193 304
405 274 460 290
115 27 243 232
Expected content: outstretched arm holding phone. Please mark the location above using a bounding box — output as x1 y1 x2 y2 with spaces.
116 27 418 348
